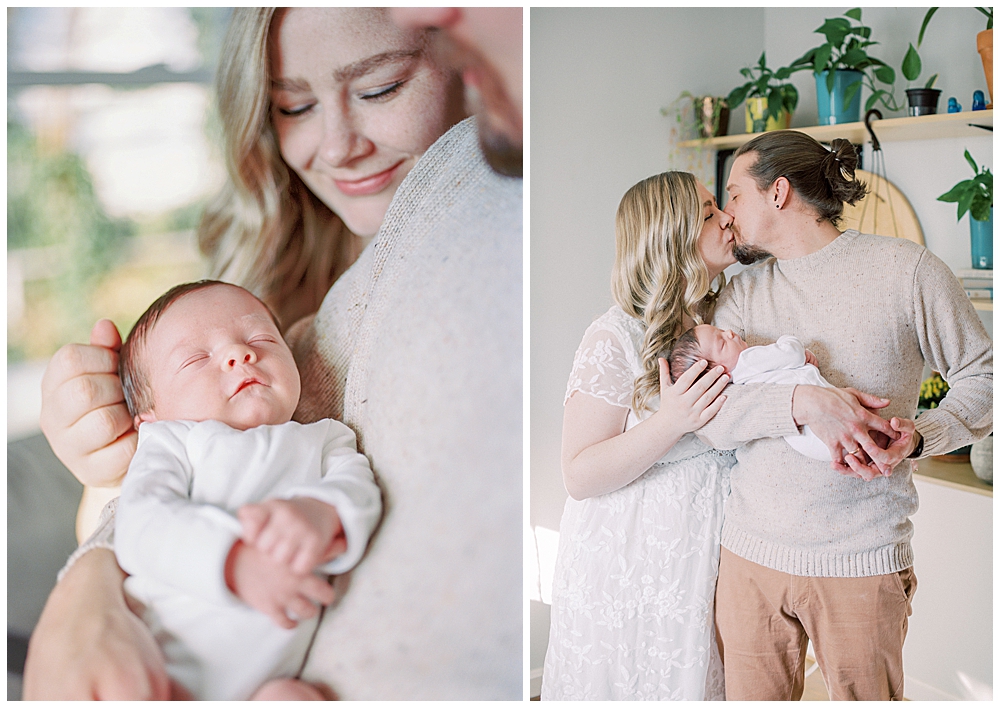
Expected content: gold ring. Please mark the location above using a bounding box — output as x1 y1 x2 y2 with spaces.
845 449 860 456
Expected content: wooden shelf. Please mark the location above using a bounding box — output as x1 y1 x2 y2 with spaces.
679 109 993 149
914 456 992 497
970 299 993 311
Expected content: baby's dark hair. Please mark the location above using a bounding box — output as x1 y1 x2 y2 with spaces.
119 280 279 419
666 327 715 384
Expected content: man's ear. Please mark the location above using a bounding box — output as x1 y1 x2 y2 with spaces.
772 176 791 209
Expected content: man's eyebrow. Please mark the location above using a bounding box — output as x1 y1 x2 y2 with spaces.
332 49 421 83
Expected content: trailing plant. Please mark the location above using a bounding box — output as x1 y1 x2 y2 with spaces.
937 150 993 222
661 91 729 139
725 52 799 124
788 7 903 112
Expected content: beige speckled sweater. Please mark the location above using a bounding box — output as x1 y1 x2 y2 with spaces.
698 230 992 578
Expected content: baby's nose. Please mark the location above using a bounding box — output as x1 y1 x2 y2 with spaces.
225 346 257 368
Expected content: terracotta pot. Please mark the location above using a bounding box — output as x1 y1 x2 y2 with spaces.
977 29 992 107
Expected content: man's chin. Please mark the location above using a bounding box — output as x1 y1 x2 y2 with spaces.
732 242 771 265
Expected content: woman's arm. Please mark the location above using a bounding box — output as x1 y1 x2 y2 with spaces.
23 549 174 700
561 358 728 500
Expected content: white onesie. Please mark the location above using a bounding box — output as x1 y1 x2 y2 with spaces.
115 418 382 700
730 335 834 461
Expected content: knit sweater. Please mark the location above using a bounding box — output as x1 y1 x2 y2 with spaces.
698 230 992 578
290 117 523 698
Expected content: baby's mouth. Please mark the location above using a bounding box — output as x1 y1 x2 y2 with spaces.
233 378 265 396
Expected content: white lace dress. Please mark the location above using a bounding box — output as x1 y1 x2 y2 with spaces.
540 306 734 701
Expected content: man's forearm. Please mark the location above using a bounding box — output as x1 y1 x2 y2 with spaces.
697 383 798 449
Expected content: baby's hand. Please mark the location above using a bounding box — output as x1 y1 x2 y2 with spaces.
805 349 819 368
238 498 346 575
225 540 335 629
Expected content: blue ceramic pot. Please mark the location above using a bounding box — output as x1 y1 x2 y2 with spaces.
970 208 993 270
815 70 863 125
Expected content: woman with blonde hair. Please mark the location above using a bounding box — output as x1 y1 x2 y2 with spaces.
30 7 469 698
541 171 736 700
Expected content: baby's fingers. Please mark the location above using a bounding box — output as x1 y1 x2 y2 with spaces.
238 505 270 545
298 574 336 607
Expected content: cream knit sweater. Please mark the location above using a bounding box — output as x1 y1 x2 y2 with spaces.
698 230 992 578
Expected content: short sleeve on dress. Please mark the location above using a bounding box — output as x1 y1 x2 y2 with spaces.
564 324 637 409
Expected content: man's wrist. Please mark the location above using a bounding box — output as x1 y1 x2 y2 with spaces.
907 431 924 459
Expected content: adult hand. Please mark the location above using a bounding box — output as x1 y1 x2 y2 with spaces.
23 549 179 700
225 540 336 630
238 497 346 575
655 357 729 435
791 385 895 481
39 319 137 487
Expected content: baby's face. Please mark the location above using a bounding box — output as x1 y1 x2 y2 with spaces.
136 284 301 430
694 324 748 373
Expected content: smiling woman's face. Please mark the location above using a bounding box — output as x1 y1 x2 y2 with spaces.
269 8 464 237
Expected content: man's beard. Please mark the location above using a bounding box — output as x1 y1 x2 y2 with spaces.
730 226 771 265
427 30 522 178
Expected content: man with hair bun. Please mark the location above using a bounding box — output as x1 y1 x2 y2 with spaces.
695 130 992 700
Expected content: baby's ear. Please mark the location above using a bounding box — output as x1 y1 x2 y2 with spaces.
135 410 157 428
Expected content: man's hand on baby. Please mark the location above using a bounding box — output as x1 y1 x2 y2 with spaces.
238 497 347 575
225 540 335 630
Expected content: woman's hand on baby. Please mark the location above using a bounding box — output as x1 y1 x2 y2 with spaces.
40 319 137 487
238 497 347 575
225 540 336 629
655 357 729 434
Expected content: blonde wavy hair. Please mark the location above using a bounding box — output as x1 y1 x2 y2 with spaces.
610 171 726 413
197 8 351 329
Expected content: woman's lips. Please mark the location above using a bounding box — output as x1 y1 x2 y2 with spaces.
333 161 403 197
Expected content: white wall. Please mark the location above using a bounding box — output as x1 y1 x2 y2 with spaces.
529 5 993 692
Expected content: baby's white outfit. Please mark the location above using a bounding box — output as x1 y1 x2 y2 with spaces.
115 418 382 700
730 335 834 460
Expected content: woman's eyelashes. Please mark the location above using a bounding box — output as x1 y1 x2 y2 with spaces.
276 102 315 118
358 80 405 102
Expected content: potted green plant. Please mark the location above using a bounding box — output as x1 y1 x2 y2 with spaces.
937 149 993 269
900 19 940 116
918 7 992 106
789 8 900 124
661 91 730 139
725 52 799 134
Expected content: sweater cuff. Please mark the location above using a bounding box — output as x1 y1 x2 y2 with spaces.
913 416 948 458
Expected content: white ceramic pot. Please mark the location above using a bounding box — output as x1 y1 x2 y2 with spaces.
970 435 993 484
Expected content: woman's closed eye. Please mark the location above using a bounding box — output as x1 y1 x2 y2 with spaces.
358 80 405 102
276 102 315 118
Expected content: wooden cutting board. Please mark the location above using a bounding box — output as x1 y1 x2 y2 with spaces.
840 169 925 245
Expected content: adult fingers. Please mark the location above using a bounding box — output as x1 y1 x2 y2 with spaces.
41 343 120 399
657 357 673 397
694 370 730 410
77 431 138 487
64 403 135 458
698 393 727 424
46 373 127 431
90 319 123 352
669 358 709 393
844 452 879 481
845 387 890 410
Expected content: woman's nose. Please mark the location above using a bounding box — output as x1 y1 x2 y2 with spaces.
319 108 375 167
224 345 257 369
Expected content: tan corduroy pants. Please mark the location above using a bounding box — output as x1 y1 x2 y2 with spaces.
715 548 917 701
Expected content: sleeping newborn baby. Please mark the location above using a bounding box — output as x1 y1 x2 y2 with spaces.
668 324 834 461
114 280 382 700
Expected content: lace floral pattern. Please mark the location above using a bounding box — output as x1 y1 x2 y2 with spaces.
542 307 733 700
